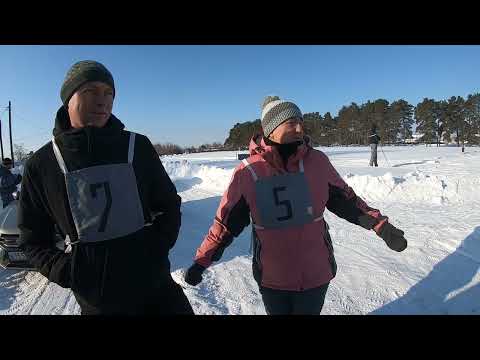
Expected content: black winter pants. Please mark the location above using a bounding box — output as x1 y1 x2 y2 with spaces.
77 279 194 315
260 282 330 315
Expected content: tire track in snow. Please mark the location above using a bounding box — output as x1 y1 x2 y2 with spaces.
5 272 50 315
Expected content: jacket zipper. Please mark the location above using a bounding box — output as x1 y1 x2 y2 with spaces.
86 127 93 165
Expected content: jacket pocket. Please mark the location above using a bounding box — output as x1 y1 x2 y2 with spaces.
70 243 107 307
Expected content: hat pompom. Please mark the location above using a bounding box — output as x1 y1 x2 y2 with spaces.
262 95 280 110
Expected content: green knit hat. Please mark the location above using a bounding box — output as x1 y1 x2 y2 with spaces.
60 60 115 105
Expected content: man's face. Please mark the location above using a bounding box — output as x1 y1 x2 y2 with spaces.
268 117 304 144
67 81 114 128
4 163 12 170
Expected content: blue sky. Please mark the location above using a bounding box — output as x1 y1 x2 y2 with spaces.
0 45 479 152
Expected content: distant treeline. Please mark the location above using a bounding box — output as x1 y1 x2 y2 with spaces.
153 93 480 155
153 142 224 156
224 94 480 149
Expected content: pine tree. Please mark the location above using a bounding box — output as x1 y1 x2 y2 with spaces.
387 101 403 143
372 99 390 143
396 99 414 143
444 96 465 147
224 119 262 149
433 100 447 146
464 93 480 145
336 105 352 145
323 112 337 145
303 112 323 145
415 98 437 145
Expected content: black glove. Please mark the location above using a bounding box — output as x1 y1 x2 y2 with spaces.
378 222 407 252
184 263 206 286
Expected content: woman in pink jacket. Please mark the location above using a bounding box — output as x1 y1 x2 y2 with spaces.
184 96 407 315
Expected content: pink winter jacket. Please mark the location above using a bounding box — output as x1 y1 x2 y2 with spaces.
194 135 388 291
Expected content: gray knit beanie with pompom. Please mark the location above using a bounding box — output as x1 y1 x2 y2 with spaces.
261 95 303 137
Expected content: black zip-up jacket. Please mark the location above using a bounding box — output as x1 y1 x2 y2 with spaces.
18 106 183 312
368 131 381 144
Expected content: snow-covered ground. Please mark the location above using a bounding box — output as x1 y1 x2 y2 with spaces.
1 145 479 315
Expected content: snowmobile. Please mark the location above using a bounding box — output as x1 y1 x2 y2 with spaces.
0 191 64 270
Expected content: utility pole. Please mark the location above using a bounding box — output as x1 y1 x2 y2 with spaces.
9 101 14 164
0 109 3 162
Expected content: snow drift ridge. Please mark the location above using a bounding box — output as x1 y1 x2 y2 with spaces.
163 160 478 205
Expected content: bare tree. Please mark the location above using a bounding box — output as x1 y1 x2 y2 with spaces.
14 143 29 161
153 143 184 156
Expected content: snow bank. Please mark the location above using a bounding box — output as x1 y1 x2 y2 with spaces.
163 160 234 193
345 170 480 205
164 159 479 206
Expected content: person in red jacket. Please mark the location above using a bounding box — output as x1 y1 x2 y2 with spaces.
185 95 407 315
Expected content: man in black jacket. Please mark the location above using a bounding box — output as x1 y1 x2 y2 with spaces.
18 60 193 315
368 125 381 167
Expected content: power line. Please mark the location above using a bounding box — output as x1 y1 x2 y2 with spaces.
0 108 7 120
13 128 52 143
12 109 53 131
11 109 34 125
8 109 52 145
